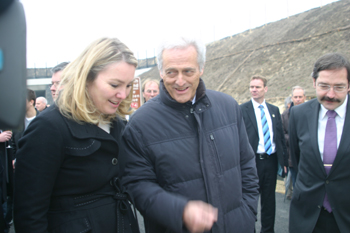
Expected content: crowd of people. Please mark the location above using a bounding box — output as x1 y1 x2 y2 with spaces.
0 36 349 233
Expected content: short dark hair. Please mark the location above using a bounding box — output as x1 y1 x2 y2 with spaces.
250 75 267 87
51 62 69 74
27 89 36 106
311 53 350 82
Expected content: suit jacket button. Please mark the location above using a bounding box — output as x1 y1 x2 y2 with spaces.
112 158 118 165
318 205 321 208
326 180 329 184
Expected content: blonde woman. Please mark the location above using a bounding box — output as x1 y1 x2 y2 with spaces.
14 38 140 233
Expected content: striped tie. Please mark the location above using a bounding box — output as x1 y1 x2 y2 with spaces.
259 105 272 155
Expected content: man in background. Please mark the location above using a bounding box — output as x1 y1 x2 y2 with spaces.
35 96 47 112
50 62 69 101
289 53 350 233
281 86 306 199
240 75 287 233
142 78 159 103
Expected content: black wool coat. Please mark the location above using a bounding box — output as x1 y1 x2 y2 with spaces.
14 105 137 233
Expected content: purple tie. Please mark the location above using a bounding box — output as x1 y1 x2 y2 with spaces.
323 110 337 212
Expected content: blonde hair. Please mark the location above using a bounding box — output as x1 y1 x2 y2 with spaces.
142 78 160 92
57 38 138 124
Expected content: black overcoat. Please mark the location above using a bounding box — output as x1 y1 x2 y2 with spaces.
14 105 137 233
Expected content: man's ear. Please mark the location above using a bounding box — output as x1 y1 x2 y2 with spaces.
313 78 316 88
30 100 35 106
199 66 204 76
159 71 164 79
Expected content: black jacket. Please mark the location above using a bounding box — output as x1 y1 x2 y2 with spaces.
240 100 288 170
14 105 137 233
121 79 259 233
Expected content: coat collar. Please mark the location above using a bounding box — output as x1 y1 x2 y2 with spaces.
60 108 122 142
159 78 211 113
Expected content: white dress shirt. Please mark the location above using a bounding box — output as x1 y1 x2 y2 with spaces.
318 95 347 160
251 99 276 154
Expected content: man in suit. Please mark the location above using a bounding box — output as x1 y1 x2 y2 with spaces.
289 53 350 233
50 62 69 101
240 75 287 233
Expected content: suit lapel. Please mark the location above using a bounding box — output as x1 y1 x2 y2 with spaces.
307 100 325 174
331 97 350 175
247 101 259 135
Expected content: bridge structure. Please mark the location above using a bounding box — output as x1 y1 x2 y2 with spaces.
27 56 157 105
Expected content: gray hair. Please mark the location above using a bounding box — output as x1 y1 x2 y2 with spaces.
291 86 305 96
284 96 292 109
36 96 47 105
157 36 206 73
51 62 70 74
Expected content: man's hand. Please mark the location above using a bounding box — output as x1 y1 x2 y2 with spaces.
0 130 12 142
183 201 218 233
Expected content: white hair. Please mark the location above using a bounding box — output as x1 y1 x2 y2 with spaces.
157 36 206 73
36 96 48 105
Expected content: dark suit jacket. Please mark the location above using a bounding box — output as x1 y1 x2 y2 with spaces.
289 97 350 233
240 100 288 170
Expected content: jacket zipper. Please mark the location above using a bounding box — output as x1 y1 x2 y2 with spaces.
210 133 223 175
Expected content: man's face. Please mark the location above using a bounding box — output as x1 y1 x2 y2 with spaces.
143 81 159 102
313 68 350 110
51 71 63 101
35 98 46 112
292 89 306 106
249 79 267 103
160 46 203 103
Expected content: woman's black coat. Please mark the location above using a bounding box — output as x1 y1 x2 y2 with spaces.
13 106 137 233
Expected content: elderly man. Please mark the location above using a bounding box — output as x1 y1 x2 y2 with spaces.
50 62 69 101
121 37 259 233
142 78 160 103
289 53 350 233
35 96 47 112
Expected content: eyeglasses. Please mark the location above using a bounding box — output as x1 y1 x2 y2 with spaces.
317 83 348 93
49 82 60 88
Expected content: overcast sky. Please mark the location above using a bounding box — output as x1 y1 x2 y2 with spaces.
20 0 337 68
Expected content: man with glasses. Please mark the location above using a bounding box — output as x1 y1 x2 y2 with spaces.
50 62 69 101
289 53 350 233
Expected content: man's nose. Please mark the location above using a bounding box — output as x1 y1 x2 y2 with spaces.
326 88 336 98
176 74 186 86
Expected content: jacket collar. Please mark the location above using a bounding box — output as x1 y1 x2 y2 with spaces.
159 78 210 112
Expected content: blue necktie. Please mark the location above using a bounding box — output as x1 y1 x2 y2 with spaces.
323 110 337 212
259 105 272 155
